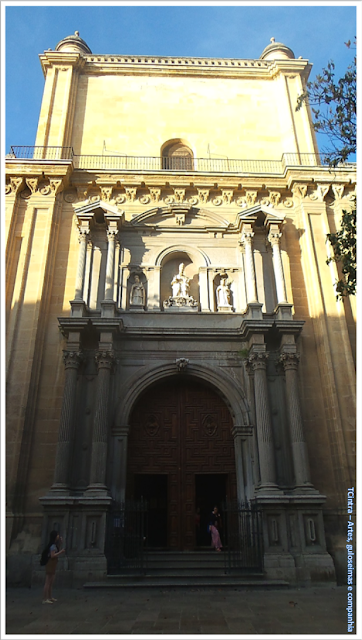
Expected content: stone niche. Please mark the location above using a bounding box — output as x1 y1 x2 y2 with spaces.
161 253 199 312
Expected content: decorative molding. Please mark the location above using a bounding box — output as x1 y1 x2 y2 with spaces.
247 351 269 371
197 189 209 203
279 352 300 371
25 177 39 194
176 357 189 372
95 350 116 370
101 187 113 202
5 177 24 196
245 190 258 206
150 188 161 202
221 189 233 204
332 184 345 201
174 188 186 203
125 187 137 202
62 350 83 369
292 183 308 200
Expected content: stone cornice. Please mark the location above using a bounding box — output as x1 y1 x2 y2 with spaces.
39 51 87 77
73 53 312 81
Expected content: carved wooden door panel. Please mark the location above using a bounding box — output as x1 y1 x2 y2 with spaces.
127 378 236 549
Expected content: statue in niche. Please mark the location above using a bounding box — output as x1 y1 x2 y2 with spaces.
163 262 198 310
216 274 233 312
130 274 145 308
171 263 190 298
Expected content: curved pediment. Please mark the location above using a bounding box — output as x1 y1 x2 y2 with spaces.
131 204 231 230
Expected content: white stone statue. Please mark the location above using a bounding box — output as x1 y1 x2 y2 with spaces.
130 274 145 307
163 262 198 310
216 275 232 311
171 263 190 298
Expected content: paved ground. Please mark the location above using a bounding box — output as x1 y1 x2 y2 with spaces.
5 585 352 636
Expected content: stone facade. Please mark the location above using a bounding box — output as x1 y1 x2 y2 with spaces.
6 33 356 586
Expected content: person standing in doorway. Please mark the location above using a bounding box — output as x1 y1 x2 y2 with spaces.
209 506 223 552
42 530 65 604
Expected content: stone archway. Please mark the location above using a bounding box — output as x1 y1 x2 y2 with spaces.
126 376 237 550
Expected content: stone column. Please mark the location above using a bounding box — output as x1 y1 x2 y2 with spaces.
87 350 115 492
232 426 253 503
104 226 118 301
279 352 313 488
52 350 83 492
268 227 288 304
74 224 90 300
248 350 278 490
241 227 258 303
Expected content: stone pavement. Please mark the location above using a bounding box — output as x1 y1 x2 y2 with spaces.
5 585 353 636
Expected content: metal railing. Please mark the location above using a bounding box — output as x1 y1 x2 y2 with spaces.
222 499 264 573
7 146 354 174
105 499 148 575
8 145 74 160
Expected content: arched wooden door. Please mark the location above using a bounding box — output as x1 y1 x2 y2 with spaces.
127 377 237 549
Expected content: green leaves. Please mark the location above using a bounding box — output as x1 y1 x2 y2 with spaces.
296 39 356 165
327 198 356 299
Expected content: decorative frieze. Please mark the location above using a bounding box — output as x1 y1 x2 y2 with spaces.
5 177 24 196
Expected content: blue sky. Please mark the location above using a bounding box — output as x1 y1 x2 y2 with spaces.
4 3 357 155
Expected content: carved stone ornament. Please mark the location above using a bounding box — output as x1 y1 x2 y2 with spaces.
283 198 294 208
245 190 258 206
269 191 281 207
150 188 161 202
268 230 282 246
176 358 189 372
247 351 269 371
140 194 151 204
63 350 83 369
221 189 233 205
202 414 218 437
125 187 137 202
279 352 300 371
144 413 160 437
164 195 175 204
39 182 51 195
197 189 209 203
25 178 39 194
292 183 308 200
101 187 113 202
95 350 115 370
64 189 77 203
212 197 222 206
332 185 345 201
77 187 89 202
175 213 186 226
236 196 247 207
5 177 24 196
174 189 186 203
188 196 198 205
164 263 198 310
115 194 126 204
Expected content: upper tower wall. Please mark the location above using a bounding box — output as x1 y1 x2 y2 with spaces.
35 34 317 159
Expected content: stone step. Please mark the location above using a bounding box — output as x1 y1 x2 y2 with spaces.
84 577 289 589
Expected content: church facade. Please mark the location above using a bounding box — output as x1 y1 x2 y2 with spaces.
6 32 356 586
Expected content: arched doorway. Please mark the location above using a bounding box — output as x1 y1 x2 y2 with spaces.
127 376 237 550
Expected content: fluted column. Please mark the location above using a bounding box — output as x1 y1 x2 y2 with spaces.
74 225 90 300
104 226 118 300
87 350 115 492
279 352 312 487
248 351 278 490
268 229 288 304
52 351 83 491
241 229 258 303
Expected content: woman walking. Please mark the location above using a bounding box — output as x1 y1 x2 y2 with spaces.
209 506 223 552
42 530 65 604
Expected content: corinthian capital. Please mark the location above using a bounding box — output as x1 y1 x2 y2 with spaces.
63 350 83 369
95 350 116 370
247 351 269 371
279 352 300 371
268 230 282 246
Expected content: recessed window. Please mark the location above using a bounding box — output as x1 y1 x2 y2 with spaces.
161 141 194 171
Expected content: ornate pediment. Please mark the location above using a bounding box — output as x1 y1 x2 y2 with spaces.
131 204 231 231
235 204 286 230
